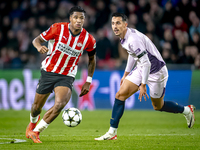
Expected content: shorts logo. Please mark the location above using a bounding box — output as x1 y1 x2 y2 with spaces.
77 43 83 47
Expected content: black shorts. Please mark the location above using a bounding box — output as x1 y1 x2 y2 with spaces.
36 69 75 94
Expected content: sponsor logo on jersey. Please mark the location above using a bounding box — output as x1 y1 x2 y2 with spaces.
57 42 81 57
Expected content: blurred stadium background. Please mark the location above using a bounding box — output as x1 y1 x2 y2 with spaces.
0 0 200 110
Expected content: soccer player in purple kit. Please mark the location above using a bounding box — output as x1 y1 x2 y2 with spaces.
95 13 195 141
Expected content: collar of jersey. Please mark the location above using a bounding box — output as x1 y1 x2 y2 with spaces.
69 23 82 37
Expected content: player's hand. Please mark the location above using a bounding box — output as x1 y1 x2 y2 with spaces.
120 76 126 86
37 46 49 54
79 82 91 97
138 84 149 102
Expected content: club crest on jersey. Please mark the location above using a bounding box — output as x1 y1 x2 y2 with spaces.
77 43 83 47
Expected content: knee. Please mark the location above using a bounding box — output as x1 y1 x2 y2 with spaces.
53 102 66 113
31 103 42 115
152 104 163 111
116 91 123 100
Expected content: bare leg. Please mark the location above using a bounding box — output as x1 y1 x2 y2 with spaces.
31 93 50 117
115 79 139 100
151 96 164 110
43 86 72 124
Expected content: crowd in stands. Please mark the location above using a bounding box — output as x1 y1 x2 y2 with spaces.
0 0 200 70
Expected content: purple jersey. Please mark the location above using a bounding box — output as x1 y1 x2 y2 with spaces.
120 28 165 74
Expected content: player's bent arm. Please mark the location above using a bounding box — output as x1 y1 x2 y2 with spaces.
124 54 136 77
32 36 48 54
139 54 151 85
87 51 96 78
79 52 96 97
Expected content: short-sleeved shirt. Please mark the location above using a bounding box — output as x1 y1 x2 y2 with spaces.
120 28 165 74
40 22 96 77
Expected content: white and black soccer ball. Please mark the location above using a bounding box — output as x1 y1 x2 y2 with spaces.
62 108 82 127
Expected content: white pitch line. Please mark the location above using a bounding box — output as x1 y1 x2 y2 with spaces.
0 138 26 144
128 134 195 136
0 135 65 137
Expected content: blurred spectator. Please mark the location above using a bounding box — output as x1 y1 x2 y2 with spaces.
6 30 18 49
172 16 188 36
126 1 137 16
24 54 39 69
161 1 177 27
162 42 174 64
178 45 198 64
46 0 58 19
9 1 22 21
0 47 10 68
189 16 200 40
94 0 110 31
128 13 138 29
194 53 200 69
0 31 6 49
0 0 200 70
176 0 194 26
146 32 161 51
174 30 189 55
96 28 112 61
1 16 11 38
7 48 22 69
16 30 29 52
149 1 163 25
37 16 48 31
162 29 179 54
136 0 150 23
190 32 200 51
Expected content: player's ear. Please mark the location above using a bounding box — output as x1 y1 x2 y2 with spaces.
69 14 73 22
125 22 128 27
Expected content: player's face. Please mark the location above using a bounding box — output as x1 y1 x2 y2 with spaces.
70 12 85 30
111 17 127 38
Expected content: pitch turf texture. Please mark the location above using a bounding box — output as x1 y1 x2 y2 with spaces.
0 110 199 150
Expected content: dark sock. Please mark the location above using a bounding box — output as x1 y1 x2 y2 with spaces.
159 101 184 113
110 98 125 128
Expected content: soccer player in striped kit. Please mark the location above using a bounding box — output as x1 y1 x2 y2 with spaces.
26 6 96 143
95 13 195 141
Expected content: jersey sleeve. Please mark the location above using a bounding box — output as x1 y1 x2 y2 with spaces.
129 40 147 58
40 23 58 42
86 34 96 52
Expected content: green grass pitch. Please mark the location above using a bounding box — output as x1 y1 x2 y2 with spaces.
0 109 199 150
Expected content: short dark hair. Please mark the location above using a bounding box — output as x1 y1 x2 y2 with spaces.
112 13 128 22
69 6 86 16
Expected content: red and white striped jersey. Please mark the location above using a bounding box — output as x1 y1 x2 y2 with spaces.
40 22 96 77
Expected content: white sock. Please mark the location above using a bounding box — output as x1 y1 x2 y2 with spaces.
183 106 190 115
108 127 117 135
30 113 39 123
33 119 49 133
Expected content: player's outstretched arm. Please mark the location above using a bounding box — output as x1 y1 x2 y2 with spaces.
79 53 96 97
32 36 49 54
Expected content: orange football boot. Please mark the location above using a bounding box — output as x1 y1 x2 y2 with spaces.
28 131 42 143
26 115 40 138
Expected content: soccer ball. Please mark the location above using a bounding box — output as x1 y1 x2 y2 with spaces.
62 108 82 127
